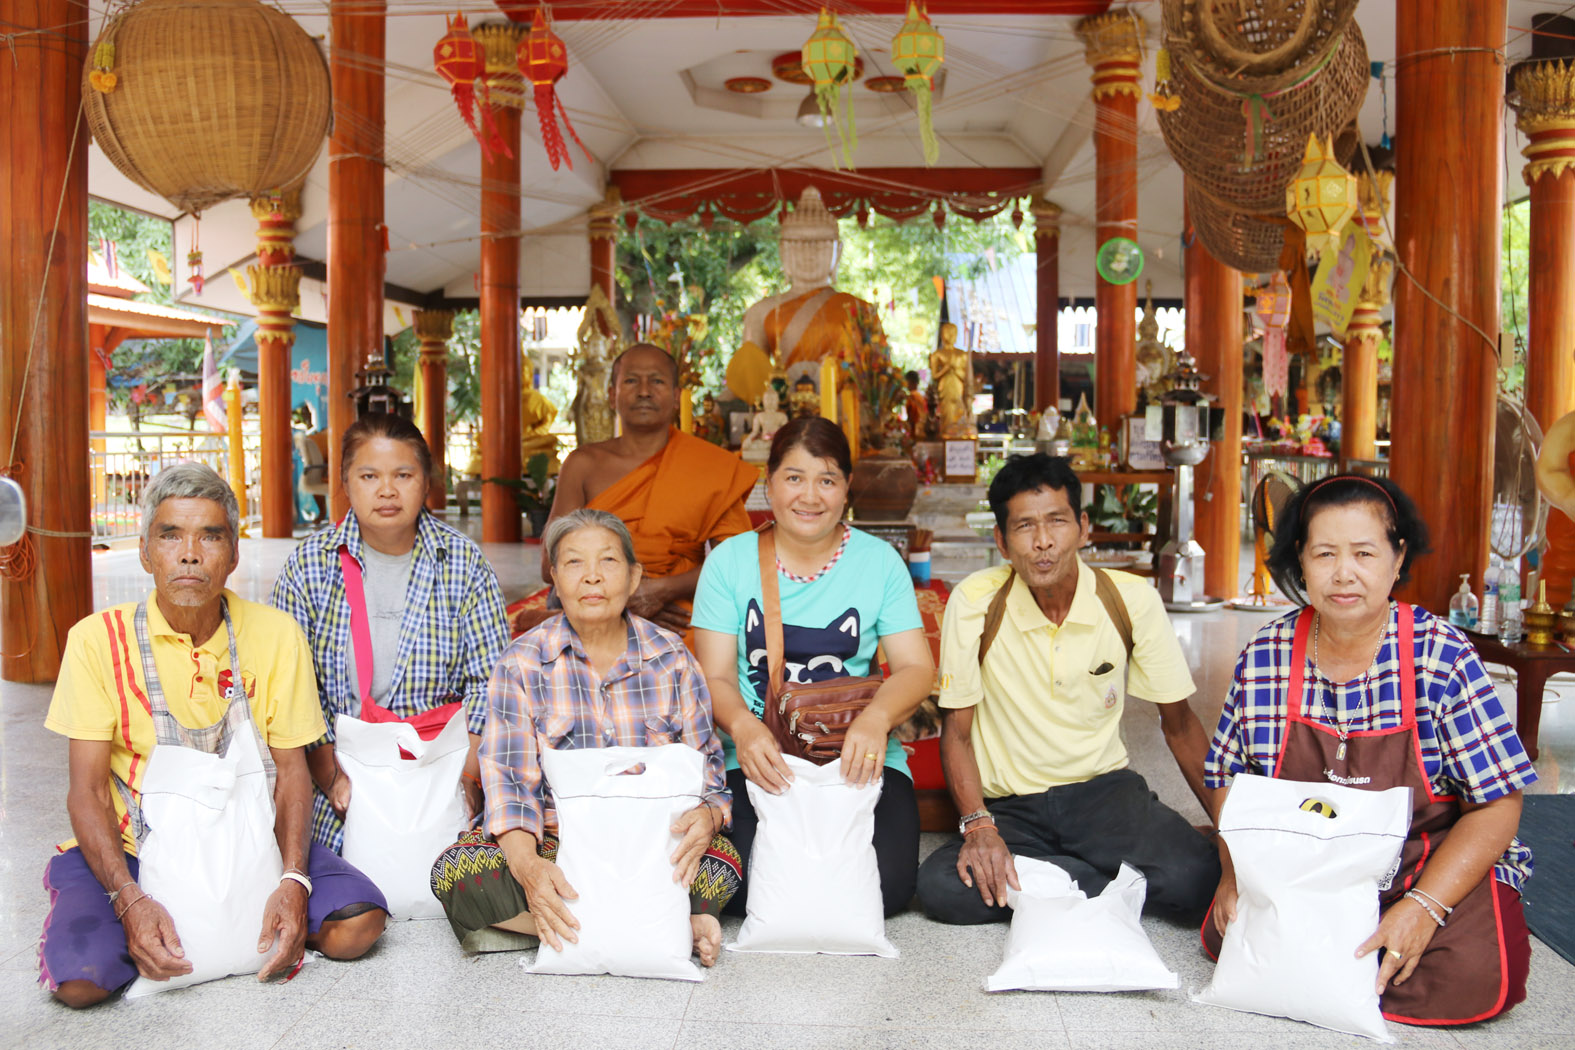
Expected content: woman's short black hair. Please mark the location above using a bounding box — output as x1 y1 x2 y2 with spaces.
767 416 853 480
340 412 432 485
987 453 1083 532
1266 473 1431 604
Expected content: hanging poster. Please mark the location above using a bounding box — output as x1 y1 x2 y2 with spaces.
1310 224 1371 339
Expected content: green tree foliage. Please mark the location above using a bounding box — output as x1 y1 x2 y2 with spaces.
1501 197 1529 395
390 310 485 425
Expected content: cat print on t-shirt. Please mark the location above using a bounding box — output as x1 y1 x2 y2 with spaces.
743 598 862 700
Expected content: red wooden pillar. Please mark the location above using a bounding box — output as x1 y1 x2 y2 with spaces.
1390 0 1504 615
0 0 90 681
1032 197 1061 412
476 23 524 543
328 0 385 520
414 309 453 511
1078 11 1142 430
1184 199 1244 599
589 186 619 305
247 188 302 538
1513 49 1575 605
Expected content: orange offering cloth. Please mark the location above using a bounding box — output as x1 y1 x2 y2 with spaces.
1542 450 1575 608
767 289 876 369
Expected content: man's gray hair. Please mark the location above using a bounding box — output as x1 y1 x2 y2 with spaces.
140 462 240 545
543 508 637 569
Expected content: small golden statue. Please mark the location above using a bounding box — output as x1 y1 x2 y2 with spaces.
572 285 619 446
931 321 972 437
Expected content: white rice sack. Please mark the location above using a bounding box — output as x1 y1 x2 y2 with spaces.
127 733 282 997
1193 774 1411 1042
729 756 897 958
529 744 705 982
337 711 469 920
985 859 1177 993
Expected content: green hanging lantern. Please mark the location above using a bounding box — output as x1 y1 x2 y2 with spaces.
890 1 944 166
802 8 859 169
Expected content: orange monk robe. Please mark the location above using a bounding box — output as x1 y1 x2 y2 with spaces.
767 289 879 369
588 428 757 616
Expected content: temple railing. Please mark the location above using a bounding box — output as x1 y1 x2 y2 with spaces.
90 429 261 543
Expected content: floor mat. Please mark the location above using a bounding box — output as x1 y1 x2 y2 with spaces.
1520 793 1575 965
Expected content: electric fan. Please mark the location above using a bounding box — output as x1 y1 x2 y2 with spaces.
1226 469 1299 609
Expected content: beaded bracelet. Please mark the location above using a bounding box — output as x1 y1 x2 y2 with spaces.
1404 889 1446 927
1411 887 1453 915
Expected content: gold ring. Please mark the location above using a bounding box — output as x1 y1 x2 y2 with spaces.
865 752 878 761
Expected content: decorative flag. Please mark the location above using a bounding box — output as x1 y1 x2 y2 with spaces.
147 249 172 285
230 269 249 297
201 334 227 433
100 238 120 278
1310 223 1372 338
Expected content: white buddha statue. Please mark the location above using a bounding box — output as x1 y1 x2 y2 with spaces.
740 388 788 464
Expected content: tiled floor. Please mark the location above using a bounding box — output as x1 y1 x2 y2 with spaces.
2 522 1572 1049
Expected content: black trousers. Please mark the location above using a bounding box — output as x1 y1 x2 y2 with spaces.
915 768 1219 925
722 767 919 918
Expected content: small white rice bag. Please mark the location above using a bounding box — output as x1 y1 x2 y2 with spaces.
1193 774 1411 1043
985 859 1177 993
127 732 282 997
336 710 469 920
529 744 705 982
729 756 897 958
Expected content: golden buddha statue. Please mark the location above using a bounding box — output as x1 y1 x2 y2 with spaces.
931 321 973 437
736 186 889 374
1135 281 1172 404
572 286 619 446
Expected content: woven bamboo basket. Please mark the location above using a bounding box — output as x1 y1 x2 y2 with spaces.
83 0 331 215
1163 0 1360 95
1187 183 1286 274
1157 20 1368 215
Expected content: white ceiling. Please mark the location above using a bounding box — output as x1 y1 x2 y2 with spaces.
83 1 1563 314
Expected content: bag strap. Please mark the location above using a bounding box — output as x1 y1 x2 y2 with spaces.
756 523 786 705
977 565 1135 666
338 546 374 708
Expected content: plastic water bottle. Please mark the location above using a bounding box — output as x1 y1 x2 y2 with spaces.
1479 561 1500 635
1499 566 1523 644
1449 574 1479 629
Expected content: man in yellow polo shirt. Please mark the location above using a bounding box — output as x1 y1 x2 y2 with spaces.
917 454 1220 924
38 464 387 1008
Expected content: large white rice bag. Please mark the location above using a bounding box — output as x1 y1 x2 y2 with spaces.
729 755 897 958
529 743 705 982
127 732 282 997
1194 774 1412 1042
985 859 1177 993
336 710 469 920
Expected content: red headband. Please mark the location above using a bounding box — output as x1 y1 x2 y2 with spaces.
1299 475 1397 522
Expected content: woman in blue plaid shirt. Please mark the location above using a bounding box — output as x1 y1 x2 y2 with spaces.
1203 474 1535 1025
271 413 510 854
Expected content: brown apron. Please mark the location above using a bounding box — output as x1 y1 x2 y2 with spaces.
1203 604 1512 1025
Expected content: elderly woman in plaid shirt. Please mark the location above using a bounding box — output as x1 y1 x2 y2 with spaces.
271 413 510 854
1202 474 1536 1025
430 508 741 964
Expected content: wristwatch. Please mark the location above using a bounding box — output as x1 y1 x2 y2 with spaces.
958 808 993 835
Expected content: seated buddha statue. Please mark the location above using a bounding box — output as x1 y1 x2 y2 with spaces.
740 388 788 465
736 186 889 373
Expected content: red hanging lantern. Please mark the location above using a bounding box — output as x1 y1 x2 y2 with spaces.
517 8 592 171
434 13 507 162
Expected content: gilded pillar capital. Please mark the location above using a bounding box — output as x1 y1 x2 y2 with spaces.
1076 11 1144 100
474 23 526 108
589 185 622 241
414 308 455 349
246 264 302 313
1031 196 1062 237
1513 60 1575 182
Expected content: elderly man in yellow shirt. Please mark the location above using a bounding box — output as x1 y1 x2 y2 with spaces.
37 464 387 1008
917 454 1220 924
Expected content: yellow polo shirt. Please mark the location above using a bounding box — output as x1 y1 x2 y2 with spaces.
937 562 1194 799
45 590 325 855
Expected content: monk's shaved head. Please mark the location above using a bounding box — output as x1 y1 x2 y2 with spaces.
610 343 679 387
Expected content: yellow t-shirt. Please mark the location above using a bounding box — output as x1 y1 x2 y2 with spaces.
937 562 1195 799
45 590 325 855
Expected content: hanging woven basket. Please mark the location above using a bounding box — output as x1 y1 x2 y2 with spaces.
1163 0 1360 94
1187 183 1286 274
82 0 331 215
1157 19 1368 215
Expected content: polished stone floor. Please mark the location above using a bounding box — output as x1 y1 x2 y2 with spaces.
3 522 1572 1049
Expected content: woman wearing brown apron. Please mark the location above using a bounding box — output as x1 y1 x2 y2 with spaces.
1202 475 1536 1025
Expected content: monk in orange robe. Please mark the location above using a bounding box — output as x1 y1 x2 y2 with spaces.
531 343 756 638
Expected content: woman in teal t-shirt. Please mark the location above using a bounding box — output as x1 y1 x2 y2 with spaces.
693 417 934 916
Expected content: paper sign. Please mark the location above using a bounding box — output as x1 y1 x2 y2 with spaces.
1310 224 1372 338
944 439 977 481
